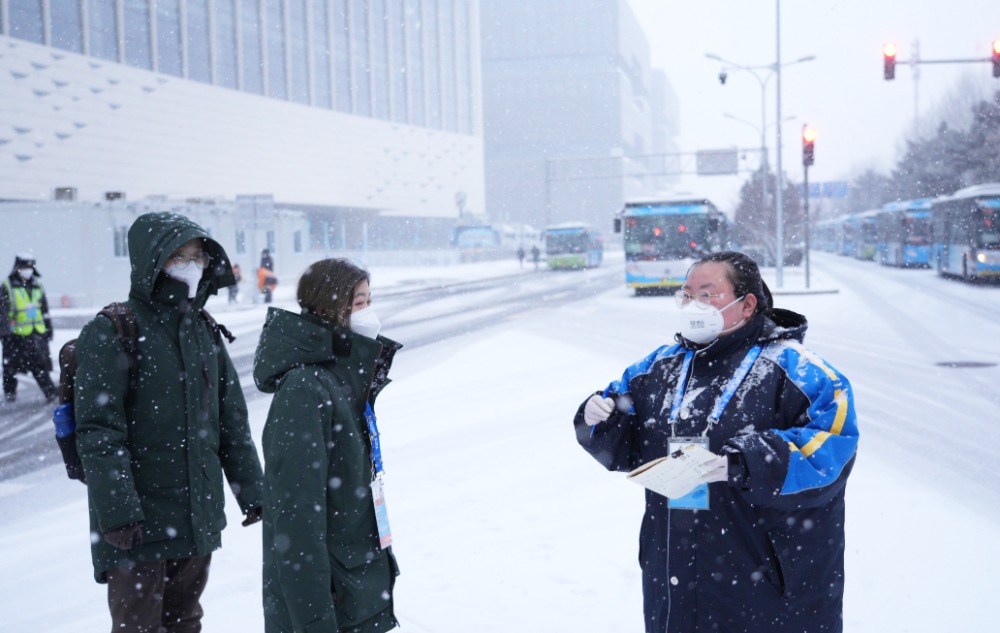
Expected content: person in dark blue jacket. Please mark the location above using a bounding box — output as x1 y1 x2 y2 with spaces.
574 251 858 633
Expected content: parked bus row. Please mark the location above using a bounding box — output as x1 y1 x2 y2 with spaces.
813 184 1000 281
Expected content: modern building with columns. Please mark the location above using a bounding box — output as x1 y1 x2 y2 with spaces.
0 0 486 293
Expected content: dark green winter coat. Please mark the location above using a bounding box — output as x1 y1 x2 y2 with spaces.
254 307 401 633
74 212 264 582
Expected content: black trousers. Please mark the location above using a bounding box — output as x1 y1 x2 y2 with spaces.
1 334 56 399
106 555 212 633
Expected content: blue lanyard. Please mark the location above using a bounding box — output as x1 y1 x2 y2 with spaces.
363 402 384 479
669 345 763 436
667 350 695 425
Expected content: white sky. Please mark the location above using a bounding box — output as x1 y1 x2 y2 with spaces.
1 253 999 631
627 0 1000 209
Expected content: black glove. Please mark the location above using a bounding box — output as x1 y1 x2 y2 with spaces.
241 506 263 527
104 523 143 550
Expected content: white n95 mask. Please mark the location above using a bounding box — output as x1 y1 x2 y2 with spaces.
350 307 381 340
164 264 203 299
676 297 745 345
17 268 33 281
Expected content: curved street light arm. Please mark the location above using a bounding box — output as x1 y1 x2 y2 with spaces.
723 112 762 135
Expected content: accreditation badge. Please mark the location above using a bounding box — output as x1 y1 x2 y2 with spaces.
667 437 710 511
371 479 393 549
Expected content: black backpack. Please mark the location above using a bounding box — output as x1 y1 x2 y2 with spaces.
52 302 234 483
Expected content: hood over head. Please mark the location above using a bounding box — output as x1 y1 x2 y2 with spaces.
253 308 354 393
127 212 236 303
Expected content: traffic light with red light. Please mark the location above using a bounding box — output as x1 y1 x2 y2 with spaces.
992 40 1000 78
883 43 897 80
802 127 816 167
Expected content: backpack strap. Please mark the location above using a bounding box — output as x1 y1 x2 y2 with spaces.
57 339 78 405
98 302 140 391
199 309 235 345
87 305 231 391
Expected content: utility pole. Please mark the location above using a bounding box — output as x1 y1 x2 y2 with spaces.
774 0 785 288
912 39 921 123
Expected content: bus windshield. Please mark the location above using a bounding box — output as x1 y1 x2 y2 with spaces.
545 230 591 255
623 214 712 259
977 206 1000 248
905 216 931 245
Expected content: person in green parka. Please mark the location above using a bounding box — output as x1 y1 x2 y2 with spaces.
74 212 264 632
255 258 402 633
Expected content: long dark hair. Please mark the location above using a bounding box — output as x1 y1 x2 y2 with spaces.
297 258 370 328
690 251 773 315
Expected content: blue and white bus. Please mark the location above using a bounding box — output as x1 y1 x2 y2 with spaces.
876 199 933 267
931 184 1000 281
451 225 501 262
614 198 728 294
813 218 843 253
834 216 854 256
543 223 603 269
844 210 879 261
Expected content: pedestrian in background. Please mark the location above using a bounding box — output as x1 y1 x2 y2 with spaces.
1 253 57 403
74 212 264 632
255 258 402 633
517 245 526 269
575 251 858 633
531 244 541 270
229 262 242 303
258 249 277 304
260 248 274 273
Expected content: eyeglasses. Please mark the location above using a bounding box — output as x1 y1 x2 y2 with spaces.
674 290 737 310
167 251 210 270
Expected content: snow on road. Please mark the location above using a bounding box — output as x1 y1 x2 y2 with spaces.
1 252 997 632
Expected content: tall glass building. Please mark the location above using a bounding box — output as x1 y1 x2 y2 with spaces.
0 0 485 251
479 0 677 231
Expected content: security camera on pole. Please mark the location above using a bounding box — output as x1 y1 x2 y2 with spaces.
706 1 816 288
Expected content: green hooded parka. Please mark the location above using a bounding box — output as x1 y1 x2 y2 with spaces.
254 307 401 633
74 212 264 582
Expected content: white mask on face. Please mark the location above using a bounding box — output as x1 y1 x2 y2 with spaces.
164 264 203 299
350 306 381 340
676 296 745 345
17 268 33 281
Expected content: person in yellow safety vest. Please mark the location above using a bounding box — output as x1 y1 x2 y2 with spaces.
1 254 57 404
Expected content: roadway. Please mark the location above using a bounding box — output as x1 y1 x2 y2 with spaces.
0 264 621 482
3 251 999 527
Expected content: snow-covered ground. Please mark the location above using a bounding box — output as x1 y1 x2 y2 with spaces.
1 252 998 632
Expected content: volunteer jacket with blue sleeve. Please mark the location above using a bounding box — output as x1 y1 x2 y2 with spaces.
574 308 858 633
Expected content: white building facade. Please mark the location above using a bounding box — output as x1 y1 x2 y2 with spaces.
0 0 486 282
0 198 311 308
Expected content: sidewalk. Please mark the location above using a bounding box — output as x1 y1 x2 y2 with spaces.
48 254 567 326
758 258 841 296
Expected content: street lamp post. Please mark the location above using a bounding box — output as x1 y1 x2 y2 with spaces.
706 0 814 287
775 0 784 287
722 112 796 258
722 113 768 241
